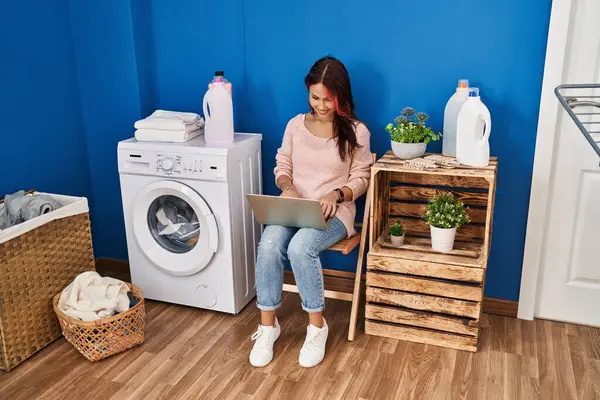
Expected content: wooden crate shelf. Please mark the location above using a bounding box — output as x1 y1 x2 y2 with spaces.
365 151 498 352
371 232 484 268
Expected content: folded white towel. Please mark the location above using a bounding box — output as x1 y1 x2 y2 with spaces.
58 271 131 321
152 109 201 122
135 127 203 143
135 109 204 131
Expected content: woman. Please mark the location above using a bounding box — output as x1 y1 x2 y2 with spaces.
249 56 373 368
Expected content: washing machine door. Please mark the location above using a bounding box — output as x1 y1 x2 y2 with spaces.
132 180 218 276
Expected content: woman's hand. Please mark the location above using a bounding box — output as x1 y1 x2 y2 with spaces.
280 189 299 198
319 191 339 219
278 179 299 198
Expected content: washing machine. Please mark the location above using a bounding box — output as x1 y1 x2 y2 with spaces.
117 133 262 314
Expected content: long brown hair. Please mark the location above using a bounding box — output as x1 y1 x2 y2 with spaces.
305 56 361 162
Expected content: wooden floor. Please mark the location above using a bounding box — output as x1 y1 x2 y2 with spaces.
1 293 599 400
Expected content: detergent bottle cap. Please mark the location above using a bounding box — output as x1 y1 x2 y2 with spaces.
212 71 225 84
458 79 469 88
468 87 480 97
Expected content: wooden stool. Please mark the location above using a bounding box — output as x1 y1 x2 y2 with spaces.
282 154 375 341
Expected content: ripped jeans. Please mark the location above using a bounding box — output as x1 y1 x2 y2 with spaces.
255 217 347 313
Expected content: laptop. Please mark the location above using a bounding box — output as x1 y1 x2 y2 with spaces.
246 194 328 230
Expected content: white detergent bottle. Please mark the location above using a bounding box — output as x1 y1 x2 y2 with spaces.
442 79 470 157
203 72 234 145
456 87 491 167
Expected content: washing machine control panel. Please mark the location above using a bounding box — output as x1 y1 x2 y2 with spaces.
156 153 226 181
156 154 182 175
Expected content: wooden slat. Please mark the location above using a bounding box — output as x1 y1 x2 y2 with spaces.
377 151 498 177
366 304 479 336
383 172 391 236
370 238 485 268
367 272 482 302
389 201 428 218
373 162 495 179
376 155 499 171
368 168 376 245
390 171 490 189
327 234 361 255
365 320 478 352
482 163 497 263
389 202 487 224
367 254 485 283
283 283 353 302
370 169 387 246
348 173 373 341
389 185 489 207
322 269 356 279
388 217 485 241
366 287 481 319
381 151 498 166
376 171 391 241
284 270 353 296
380 236 481 259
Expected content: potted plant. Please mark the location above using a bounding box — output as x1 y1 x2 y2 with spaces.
423 192 470 253
385 107 441 159
389 221 405 247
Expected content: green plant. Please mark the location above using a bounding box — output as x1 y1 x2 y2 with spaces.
389 222 404 237
385 107 441 144
423 192 470 229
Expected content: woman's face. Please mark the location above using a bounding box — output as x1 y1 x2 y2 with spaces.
309 83 335 120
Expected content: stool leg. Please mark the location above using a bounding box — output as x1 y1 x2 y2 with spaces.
348 188 371 341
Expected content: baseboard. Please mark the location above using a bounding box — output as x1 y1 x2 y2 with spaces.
95 257 131 283
96 258 519 318
482 297 519 318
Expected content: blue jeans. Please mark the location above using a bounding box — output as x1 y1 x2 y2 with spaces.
255 217 347 313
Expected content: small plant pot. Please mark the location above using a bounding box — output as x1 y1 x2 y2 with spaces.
390 234 405 247
391 141 427 160
430 226 456 253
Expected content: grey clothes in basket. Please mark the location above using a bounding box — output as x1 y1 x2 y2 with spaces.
0 190 63 230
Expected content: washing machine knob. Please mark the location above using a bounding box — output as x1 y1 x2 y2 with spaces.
161 157 175 171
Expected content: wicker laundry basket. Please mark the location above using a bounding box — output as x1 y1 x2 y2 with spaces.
0 192 95 372
53 283 145 362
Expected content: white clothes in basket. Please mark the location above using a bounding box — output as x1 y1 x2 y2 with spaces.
58 271 131 321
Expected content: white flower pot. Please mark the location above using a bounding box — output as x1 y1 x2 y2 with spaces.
391 141 427 160
390 234 405 247
430 226 456 253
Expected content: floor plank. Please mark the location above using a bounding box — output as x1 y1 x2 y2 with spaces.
1 293 599 400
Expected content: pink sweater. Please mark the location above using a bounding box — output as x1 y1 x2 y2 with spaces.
274 113 373 237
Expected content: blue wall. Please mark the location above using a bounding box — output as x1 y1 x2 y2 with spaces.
243 0 552 301
67 1 147 260
0 1 90 200
2 0 552 301
151 0 247 128
150 0 551 301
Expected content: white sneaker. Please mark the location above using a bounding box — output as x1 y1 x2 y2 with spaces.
249 318 281 367
298 318 329 368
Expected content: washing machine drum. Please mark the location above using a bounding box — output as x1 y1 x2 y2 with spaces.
133 181 218 276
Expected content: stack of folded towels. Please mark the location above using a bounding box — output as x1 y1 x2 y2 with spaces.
134 109 205 143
